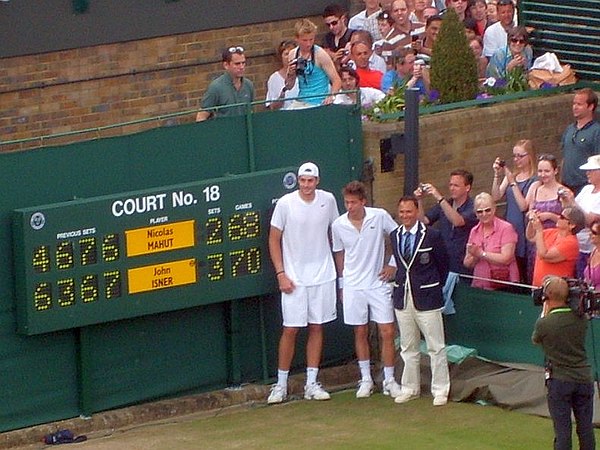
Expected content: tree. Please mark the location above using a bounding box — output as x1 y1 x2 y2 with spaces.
430 9 479 103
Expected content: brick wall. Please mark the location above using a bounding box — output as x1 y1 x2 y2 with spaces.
0 17 326 151
362 94 575 215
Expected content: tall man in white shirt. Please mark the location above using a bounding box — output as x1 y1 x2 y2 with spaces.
332 181 402 399
267 162 340 404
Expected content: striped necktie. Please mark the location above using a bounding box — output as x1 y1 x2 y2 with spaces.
402 231 412 261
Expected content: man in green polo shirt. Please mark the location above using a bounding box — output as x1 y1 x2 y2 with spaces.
532 276 595 450
196 46 255 121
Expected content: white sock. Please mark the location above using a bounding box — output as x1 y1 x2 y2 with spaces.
383 366 395 382
277 369 289 389
358 360 372 381
306 367 319 385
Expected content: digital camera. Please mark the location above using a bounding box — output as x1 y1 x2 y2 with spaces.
295 57 307 76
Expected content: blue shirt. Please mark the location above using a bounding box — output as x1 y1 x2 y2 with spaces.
426 197 477 274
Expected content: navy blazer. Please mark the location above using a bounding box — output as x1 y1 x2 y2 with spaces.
390 221 450 311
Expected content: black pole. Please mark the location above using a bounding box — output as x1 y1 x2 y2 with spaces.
403 88 420 196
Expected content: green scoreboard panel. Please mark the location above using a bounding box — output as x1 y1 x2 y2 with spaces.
13 167 299 335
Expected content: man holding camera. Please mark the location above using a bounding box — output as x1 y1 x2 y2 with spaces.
283 19 341 108
532 276 595 450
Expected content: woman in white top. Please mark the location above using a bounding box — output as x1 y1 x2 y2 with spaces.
265 40 299 110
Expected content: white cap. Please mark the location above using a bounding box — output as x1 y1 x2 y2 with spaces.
298 162 319 178
579 155 600 171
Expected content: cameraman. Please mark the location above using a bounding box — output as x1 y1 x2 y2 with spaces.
532 276 596 450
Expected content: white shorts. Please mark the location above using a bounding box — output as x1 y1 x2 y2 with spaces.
281 281 337 327
343 284 394 325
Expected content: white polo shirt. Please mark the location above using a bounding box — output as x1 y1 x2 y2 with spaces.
332 207 398 289
271 189 339 286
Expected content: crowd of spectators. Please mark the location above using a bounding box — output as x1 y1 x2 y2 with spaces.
198 0 542 118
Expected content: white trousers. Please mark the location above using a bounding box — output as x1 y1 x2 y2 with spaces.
395 288 450 398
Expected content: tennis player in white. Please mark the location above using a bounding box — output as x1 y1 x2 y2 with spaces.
267 162 339 404
332 181 402 399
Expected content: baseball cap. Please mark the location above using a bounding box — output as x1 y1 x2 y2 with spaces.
579 155 600 171
298 162 320 178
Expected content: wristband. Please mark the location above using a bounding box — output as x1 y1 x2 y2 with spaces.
438 197 445 204
337 277 343 288
276 270 285 276
509 182 516 187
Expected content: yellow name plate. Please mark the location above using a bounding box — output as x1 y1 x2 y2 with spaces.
125 220 195 257
128 258 197 294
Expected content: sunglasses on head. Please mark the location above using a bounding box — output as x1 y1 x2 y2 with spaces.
559 213 571 223
228 46 245 53
476 207 492 214
538 154 557 162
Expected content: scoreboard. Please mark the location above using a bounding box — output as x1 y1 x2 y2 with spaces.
13 167 299 335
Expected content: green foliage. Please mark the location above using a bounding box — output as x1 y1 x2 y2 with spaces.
484 67 530 95
430 9 479 103
362 87 406 122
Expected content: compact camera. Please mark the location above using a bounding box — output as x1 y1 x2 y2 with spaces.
557 188 567 198
532 277 600 318
419 183 429 193
497 159 506 168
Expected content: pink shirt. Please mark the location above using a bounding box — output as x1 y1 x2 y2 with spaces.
467 216 519 290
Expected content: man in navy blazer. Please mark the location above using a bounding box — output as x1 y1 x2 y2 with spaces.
391 195 451 406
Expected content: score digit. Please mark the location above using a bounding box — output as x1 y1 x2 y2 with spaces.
102 234 120 262
79 237 97 266
32 245 51 273
56 241 74 270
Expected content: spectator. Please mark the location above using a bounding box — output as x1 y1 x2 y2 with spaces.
345 30 388 74
491 139 537 283
468 36 489 78
482 0 515 59
391 196 450 406
561 155 600 277
334 66 385 108
526 154 570 229
287 19 342 108
464 192 519 290
196 46 254 122
532 276 595 450
445 0 469 21
265 40 300 110
468 0 492 36
381 0 421 54
411 14 443 61
381 48 429 95
365 0 395 41
332 181 402 399
584 220 600 289
463 18 478 40
423 5 440 20
486 0 498 23
560 88 600 195
349 0 382 33
267 162 339 404
373 11 397 62
486 26 532 79
527 206 584 287
525 154 572 283
417 169 478 276
350 41 384 89
409 0 429 25
322 4 355 66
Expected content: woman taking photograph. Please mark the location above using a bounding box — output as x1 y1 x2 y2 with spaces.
464 192 519 290
265 40 299 110
486 26 533 79
491 139 536 282
527 206 584 287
